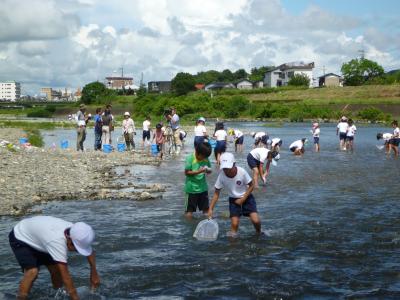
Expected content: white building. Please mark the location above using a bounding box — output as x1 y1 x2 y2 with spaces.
0 81 21 101
235 79 253 90
264 62 314 88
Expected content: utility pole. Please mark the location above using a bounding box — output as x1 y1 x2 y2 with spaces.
140 72 144 86
323 65 326 76
358 49 365 60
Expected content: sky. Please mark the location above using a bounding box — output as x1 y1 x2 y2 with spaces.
0 0 399 95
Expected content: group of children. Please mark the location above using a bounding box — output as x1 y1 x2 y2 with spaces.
336 116 357 151
377 120 400 156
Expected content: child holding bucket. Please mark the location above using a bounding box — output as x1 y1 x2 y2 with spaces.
122 112 135 151
152 123 165 159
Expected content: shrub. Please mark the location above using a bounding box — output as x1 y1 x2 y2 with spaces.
288 73 310 87
27 109 53 118
357 107 385 122
25 129 44 147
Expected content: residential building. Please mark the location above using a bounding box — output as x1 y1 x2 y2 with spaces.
148 81 172 93
264 62 315 88
105 76 133 90
253 80 264 88
194 83 205 90
204 82 235 91
0 81 21 101
235 79 253 90
318 73 343 87
41 88 62 101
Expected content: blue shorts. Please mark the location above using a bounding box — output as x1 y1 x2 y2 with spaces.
9 230 56 271
346 136 354 141
389 138 400 146
229 194 257 218
313 137 320 144
235 136 244 145
247 153 260 169
194 136 205 147
214 140 226 154
339 132 347 140
143 130 151 141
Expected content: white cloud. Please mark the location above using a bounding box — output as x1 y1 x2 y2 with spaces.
0 0 399 94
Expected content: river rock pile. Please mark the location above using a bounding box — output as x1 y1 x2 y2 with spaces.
0 128 166 216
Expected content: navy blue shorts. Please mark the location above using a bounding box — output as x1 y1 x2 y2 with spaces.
247 153 260 169
235 136 244 145
194 136 205 147
185 191 209 212
214 140 226 154
229 194 257 218
314 137 320 144
346 136 354 141
290 146 297 152
389 138 400 146
9 230 56 271
143 130 151 141
339 132 347 140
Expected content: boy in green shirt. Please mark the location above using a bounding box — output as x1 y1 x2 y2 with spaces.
184 142 212 218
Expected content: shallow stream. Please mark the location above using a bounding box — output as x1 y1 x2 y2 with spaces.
1 122 399 299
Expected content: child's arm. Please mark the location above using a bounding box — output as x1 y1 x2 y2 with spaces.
234 181 254 206
185 167 206 176
208 189 221 218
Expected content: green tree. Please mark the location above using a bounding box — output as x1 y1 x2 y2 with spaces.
171 72 196 95
249 66 272 82
195 70 220 84
218 69 234 82
288 73 310 86
136 84 147 98
233 69 248 80
81 81 108 104
341 58 384 86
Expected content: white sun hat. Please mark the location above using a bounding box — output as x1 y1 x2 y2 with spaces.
220 152 235 169
70 222 95 256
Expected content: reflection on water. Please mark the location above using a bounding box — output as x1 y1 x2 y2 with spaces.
1 123 400 299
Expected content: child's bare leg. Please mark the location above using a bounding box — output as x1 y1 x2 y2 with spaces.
230 216 240 233
249 212 261 234
252 168 259 188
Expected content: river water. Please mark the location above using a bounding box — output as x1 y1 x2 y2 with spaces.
1 122 400 299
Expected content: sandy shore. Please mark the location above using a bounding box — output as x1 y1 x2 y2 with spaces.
0 128 166 216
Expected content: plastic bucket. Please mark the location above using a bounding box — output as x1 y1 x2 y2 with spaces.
19 138 28 145
103 144 112 153
208 139 217 149
151 144 159 156
60 140 69 149
117 143 126 152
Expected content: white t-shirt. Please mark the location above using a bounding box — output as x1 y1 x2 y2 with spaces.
214 166 252 198
234 130 243 139
250 147 270 162
13 216 72 263
289 140 303 150
337 122 349 133
347 125 357 137
313 128 320 137
271 138 281 147
214 129 227 141
383 133 393 141
194 125 207 137
254 132 266 139
394 127 400 137
143 120 151 131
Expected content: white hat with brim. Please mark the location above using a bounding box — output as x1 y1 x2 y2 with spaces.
124 112 130 116
220 152 235 170
70 222 95 256
198 117 206 122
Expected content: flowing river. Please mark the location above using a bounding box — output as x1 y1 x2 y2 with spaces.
1 122 399 299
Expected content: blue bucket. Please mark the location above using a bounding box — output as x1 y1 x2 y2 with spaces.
103 144 112 153
19 138 28 145
60 140 69 149
117 143 126 152
208 139 217 149
151 144 159 156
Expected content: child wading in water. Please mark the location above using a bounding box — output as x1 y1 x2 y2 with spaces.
152 123 165 159
208 152 261 236
346 119 357 152
247 147 279 188
311 122 320 152
184 142 212 218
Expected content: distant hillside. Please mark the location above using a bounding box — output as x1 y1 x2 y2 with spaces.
386 69 400 75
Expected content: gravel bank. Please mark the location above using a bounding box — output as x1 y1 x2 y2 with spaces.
0 128 166 216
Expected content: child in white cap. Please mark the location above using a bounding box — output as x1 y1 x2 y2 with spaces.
208 152 261 236
9 216 100 300
122 111 135 150
311 122 320 152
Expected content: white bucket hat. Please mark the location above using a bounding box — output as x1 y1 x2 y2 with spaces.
124 112 130 116
70 222 95 256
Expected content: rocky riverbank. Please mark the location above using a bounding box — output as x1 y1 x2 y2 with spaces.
0 128 166 216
